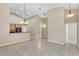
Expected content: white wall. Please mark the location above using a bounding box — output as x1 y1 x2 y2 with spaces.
28 16 42 39
0 3 9 44
0 4 30 46
47 7 64 45
78 7 79 47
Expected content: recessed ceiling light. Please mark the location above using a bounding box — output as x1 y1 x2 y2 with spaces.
19 8 22 10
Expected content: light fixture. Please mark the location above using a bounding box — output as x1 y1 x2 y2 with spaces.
20 21 24 24
19 8 22 10
41 23 47 28
67 2 74 18
25 21 29 24
20 3 29 25
43 24 47 28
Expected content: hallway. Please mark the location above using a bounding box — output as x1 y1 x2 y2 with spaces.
0 39 79 56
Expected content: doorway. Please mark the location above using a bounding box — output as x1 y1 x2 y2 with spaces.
42 18 48 40
65 23 77 45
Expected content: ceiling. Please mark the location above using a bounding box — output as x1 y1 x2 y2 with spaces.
9 3 79 18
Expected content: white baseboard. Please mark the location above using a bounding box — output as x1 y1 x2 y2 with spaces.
48 40 64 45
0 39 30 47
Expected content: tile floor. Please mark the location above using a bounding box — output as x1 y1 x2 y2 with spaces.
0 39 79 56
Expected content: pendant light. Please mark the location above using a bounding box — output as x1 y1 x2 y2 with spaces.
20 3 29 24
67 2 74 18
